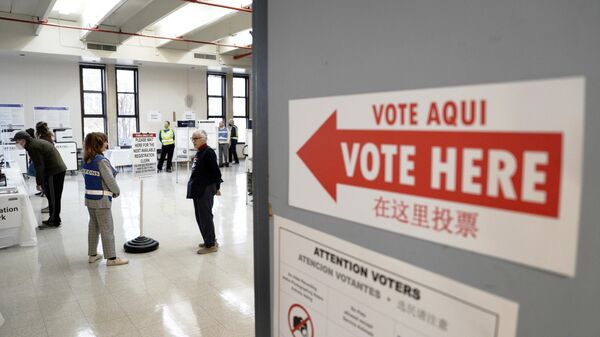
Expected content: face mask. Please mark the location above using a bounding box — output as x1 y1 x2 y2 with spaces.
15 143 24 150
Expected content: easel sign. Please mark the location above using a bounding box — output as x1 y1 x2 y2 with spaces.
125 132 160 253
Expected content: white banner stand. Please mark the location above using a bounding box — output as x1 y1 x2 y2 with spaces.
175 120 197 183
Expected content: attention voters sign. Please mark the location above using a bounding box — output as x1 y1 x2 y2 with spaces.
289 77 584 277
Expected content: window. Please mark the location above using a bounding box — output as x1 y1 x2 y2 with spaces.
207 73 225 125
80 65 107 138
116 68 139 146
233 75 249 143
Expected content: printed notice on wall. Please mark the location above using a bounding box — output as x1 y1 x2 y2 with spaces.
0 104 25 126
148 111 162 122
289 77 584 276
132 133 157 178
34 106 70 128
273 216 518 337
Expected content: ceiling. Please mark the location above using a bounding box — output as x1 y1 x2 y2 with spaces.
0 0 252 63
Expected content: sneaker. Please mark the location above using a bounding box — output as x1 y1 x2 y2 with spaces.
38 224 58 230
107 257 129 266
41 206 49 213
166 168 172 173
88 254 103 263
35 192 42 196
42 220 61 227
197 245 218 254
198 242 219 248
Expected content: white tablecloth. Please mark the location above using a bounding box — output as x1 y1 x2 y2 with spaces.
0 166 37 248
105 148 132 167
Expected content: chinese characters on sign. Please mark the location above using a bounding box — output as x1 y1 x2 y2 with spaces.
374 196 479 238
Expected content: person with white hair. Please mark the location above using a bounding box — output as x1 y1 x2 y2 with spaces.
187 130 223 254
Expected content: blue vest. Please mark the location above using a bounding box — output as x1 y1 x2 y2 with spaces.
82 155 116 200
218 127 228 143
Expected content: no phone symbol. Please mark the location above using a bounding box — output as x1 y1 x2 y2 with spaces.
288 303 314 337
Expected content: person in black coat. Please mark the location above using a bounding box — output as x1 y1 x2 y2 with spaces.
187 130 223 254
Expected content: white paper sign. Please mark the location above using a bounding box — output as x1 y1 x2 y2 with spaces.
33 106 70 128
274 216 519 337
183 111 196 120
0 104 25 126
289 77 584 276
132 133 157 178
148 111 162 122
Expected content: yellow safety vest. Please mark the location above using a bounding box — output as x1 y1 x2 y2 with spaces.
160 128 174 145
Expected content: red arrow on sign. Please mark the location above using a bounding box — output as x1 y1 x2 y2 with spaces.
296 111 562 217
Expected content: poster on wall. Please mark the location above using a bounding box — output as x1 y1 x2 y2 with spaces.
148 111 162 122
33 106 70 128
289 77 584 277
183 111 196 120
0 104 25 127
273 216 519 337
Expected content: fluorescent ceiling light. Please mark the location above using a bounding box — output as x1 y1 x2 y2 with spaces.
233 29 253 46
227 28 252 47
82 0 123 28
152 3 236 38
53 0 81 15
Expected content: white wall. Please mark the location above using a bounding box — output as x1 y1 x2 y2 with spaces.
0 55 82 145
138 66 207 137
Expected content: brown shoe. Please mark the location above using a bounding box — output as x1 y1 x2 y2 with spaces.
197 245 218 254
198 242 219 248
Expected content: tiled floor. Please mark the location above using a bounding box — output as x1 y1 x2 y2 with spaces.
0 162 255 337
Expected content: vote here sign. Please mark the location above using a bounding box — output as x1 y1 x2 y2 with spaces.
289 77 584 276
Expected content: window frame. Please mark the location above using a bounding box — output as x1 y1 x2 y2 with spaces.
207 72 226 121
233 74 250 143
115 66 140 147
79 64 108 139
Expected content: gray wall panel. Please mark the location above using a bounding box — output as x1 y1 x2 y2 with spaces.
266 1 600 336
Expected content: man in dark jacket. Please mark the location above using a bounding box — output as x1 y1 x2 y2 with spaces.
13 131 67 229
187 130 222 254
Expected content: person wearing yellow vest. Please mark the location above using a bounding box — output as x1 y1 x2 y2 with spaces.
157 121 175 172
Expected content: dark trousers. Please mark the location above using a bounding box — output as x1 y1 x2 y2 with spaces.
192 184 217 246
229 139 239 164
43 171 65 223
158 144 175 170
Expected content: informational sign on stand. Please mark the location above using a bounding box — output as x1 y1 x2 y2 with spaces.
274 216 518 337
0 104 25 127
33 106 70 128
132 133 157 178
289 77 584 276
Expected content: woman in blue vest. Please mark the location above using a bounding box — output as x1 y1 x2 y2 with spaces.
82 132 128 266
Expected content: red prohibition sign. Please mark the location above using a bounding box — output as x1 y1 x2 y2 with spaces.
288 303 314 337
